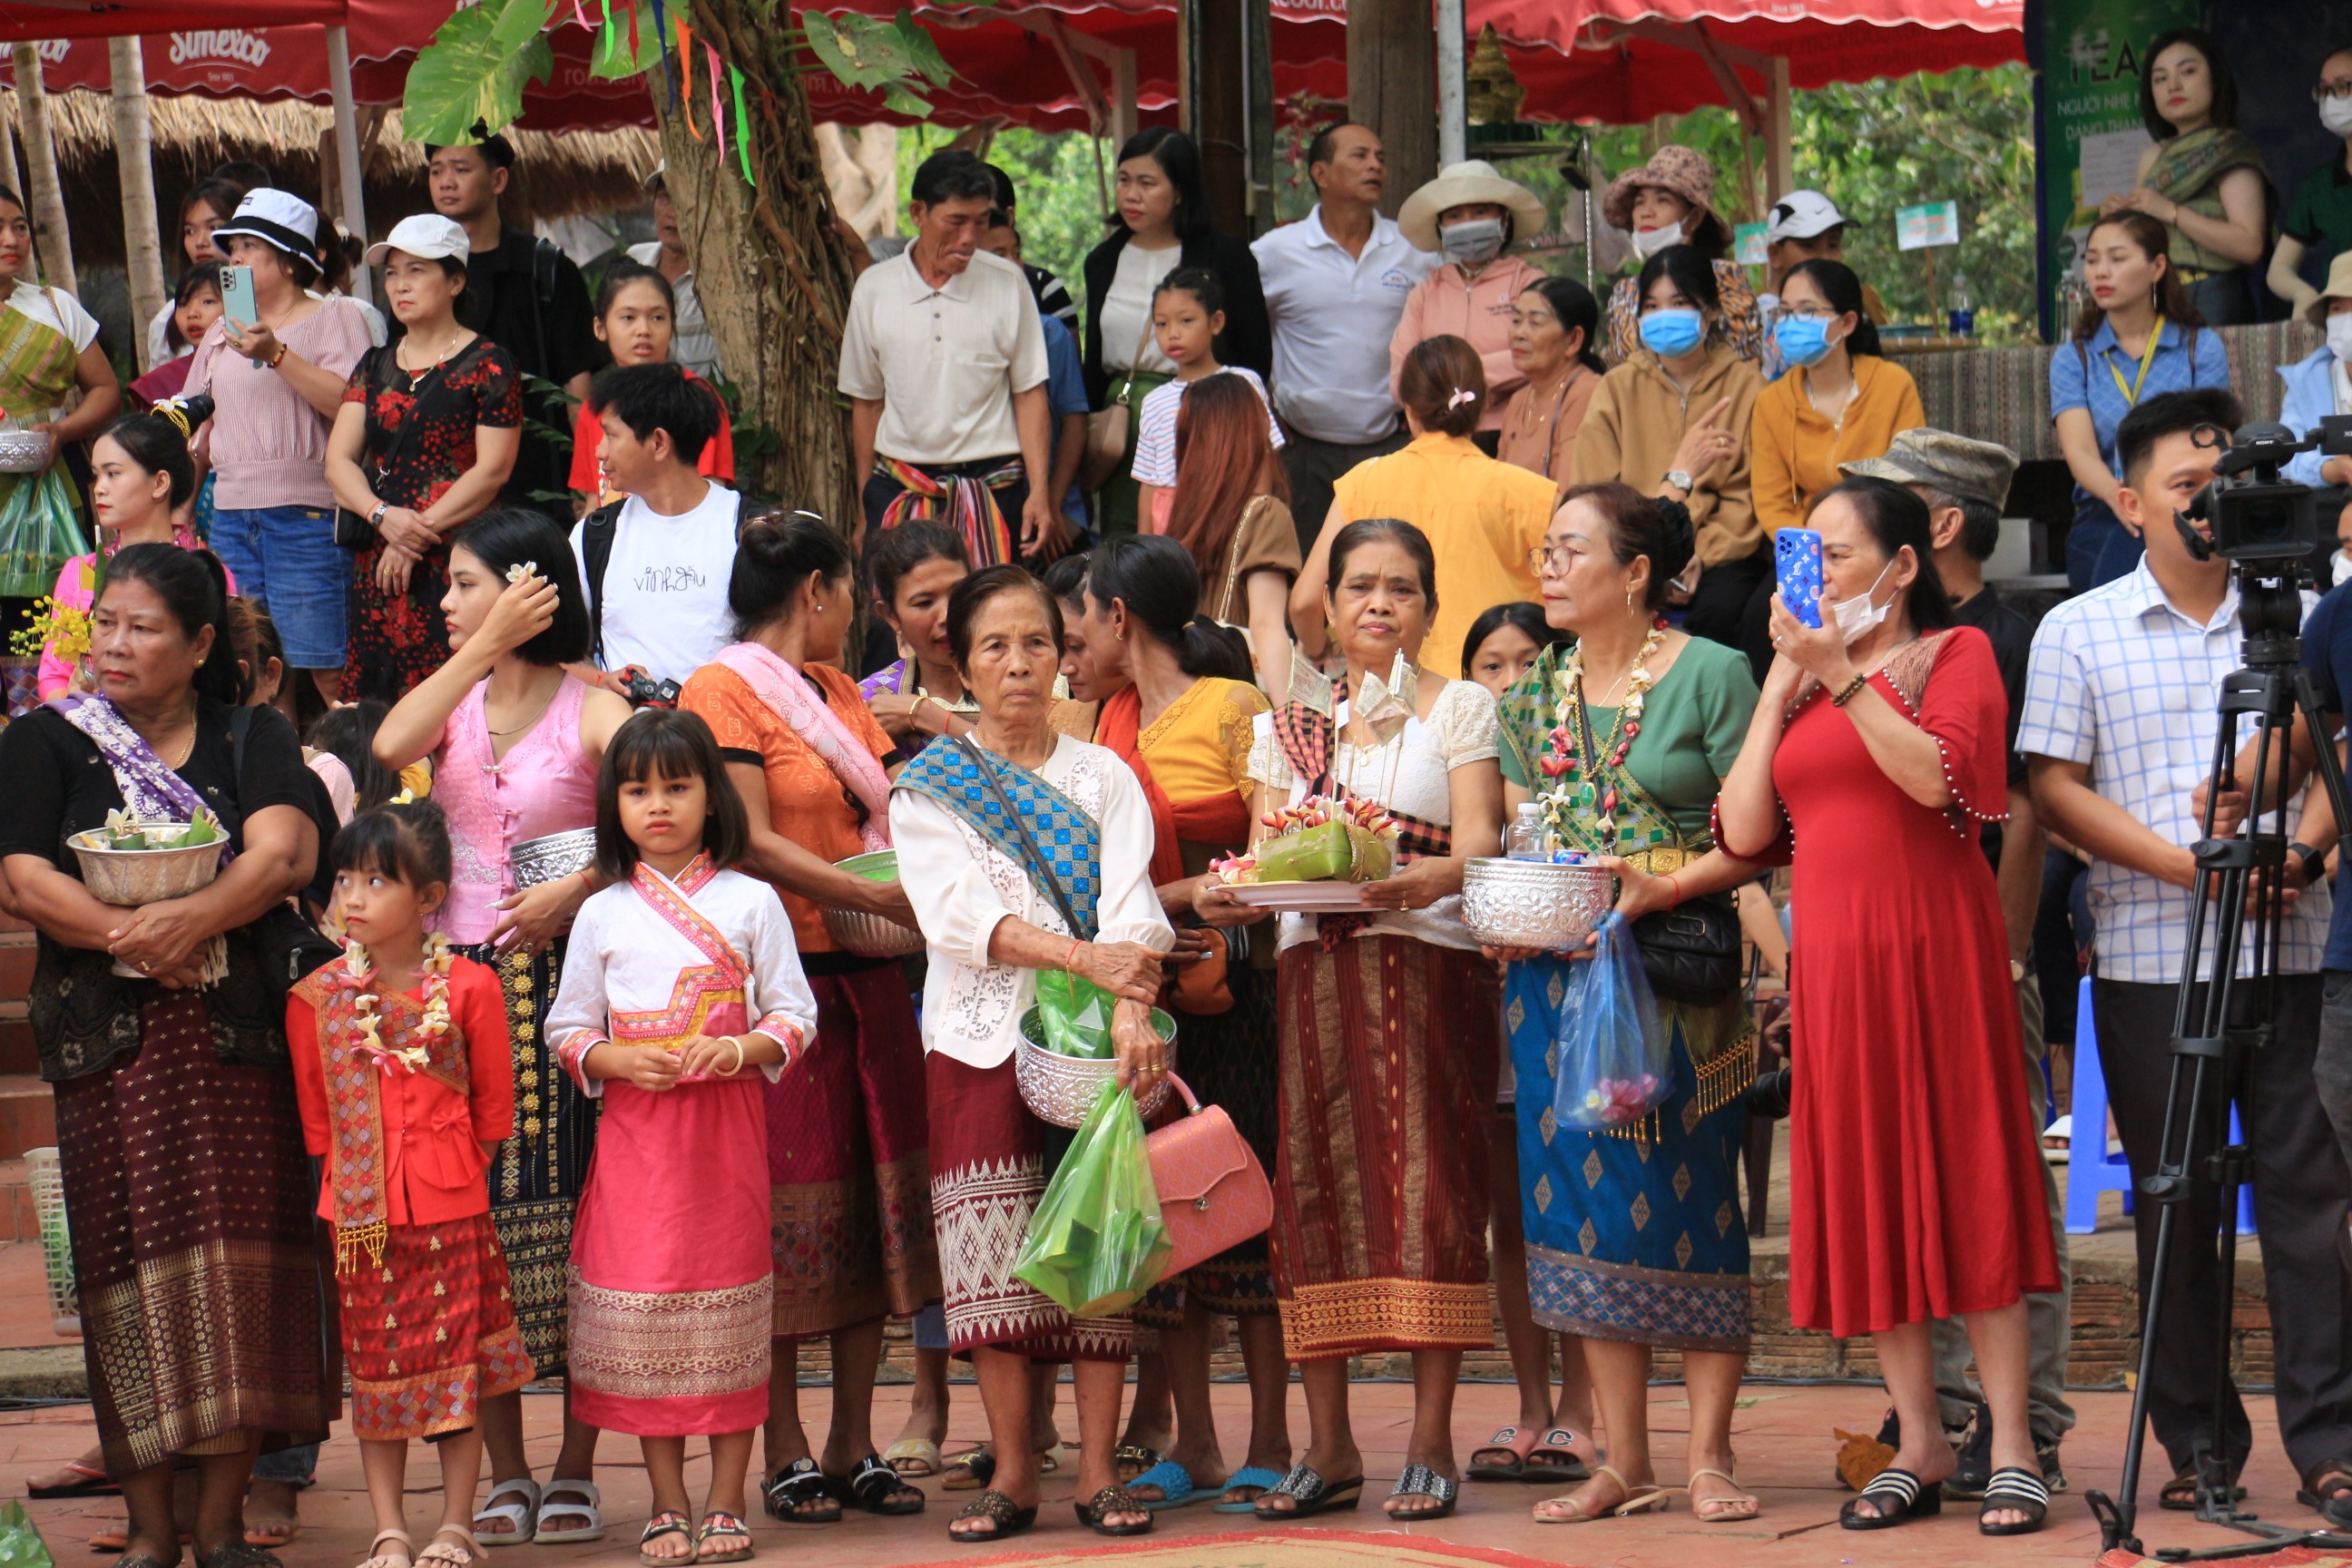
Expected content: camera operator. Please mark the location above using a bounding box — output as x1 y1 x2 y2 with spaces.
2021 387 2352 1528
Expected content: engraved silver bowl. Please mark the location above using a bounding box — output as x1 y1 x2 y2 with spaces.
0 428 53 474
1462 857 1615 952
510 827 598 889
1015 1005 1179 1128
67 826 223 906
820 849 926 957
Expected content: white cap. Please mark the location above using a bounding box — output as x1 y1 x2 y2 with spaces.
211 189 320 260
642 159 668 193
364 214 471 268
1764 190 1845 246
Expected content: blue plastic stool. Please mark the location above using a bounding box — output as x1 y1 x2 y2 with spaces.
2063 975 2255 1237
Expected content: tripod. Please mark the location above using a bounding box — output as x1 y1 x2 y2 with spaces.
2086 570 2352 1562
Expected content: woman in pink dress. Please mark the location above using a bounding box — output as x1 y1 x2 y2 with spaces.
374 506 632 1546
1716 477 2059 1537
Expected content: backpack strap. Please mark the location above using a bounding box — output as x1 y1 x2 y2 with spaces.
581 498 624 665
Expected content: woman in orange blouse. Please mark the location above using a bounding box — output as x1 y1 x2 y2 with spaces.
678 514 940 1524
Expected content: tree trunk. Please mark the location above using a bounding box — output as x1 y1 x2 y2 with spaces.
110 38 167 371
11 43 75 296
816 122 897 241
650 8 859 526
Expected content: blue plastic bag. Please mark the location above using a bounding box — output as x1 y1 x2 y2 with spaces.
1552 913 1676 1130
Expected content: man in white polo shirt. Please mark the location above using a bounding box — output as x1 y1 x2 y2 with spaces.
839 150 1058 567
1252 122 1438 554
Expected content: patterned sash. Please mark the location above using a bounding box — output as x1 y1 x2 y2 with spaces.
51 695 233 865
630 855 750 985
893 735 1103 940
291 965 471 1276
876 455 1022 569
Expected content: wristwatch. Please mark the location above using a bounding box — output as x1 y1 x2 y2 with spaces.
1663 469 1695 495
368 501 389 530
2291 840 2328 887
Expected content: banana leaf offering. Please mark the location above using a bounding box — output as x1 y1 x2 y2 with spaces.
1215 796 1396 885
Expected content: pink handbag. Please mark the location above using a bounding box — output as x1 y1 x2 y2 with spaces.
1146 1074 1274 1276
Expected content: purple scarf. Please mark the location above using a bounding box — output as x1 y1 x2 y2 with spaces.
52 694 229 859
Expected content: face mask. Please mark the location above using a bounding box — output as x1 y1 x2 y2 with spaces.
1829 560 1897 645
1440 218 1504 264
2324 95 2352 138
1630 224 1682 260
2335 550 2352 589
2328 316 2352 365
1638 308 1704 359
1775 315 1838 370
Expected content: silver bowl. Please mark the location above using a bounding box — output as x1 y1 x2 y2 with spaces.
67 826 224 906
511 827 597 889
1015 1005 1178 1128
0 428 53 474
1462 857 1615 952
821 849 926 957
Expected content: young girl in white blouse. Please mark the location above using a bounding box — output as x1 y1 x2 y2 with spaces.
547 709 818 1566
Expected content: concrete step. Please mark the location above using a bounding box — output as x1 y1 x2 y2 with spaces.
0 1160 37 1243
0 1003 34 1079
0 932 30 1004
0 1079 55 1164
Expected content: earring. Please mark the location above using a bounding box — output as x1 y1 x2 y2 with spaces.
1624 583 1635 610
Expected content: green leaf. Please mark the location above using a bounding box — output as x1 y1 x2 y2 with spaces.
492 0 561 56
402 1 555 147
801 11 930 92
892 10 954 86
591 5 666 79
880 82 933 117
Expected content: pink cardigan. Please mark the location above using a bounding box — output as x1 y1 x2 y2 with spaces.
1387 254 1545 434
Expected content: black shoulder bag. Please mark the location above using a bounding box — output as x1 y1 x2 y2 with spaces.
334 347 447 550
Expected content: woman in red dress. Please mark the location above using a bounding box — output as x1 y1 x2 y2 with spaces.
1716 476 2059 1537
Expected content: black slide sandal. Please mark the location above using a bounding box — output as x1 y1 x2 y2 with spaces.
1978 1467 2050 1536
1839 1468 1942 1530
949 1491 1036 1544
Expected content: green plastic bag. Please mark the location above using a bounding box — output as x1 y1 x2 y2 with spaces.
1012 1083 1173 1318
0 1499 56 1568
1034 968 1117 1059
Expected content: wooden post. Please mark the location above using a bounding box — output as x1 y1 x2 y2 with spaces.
1436 0 1465 168
1764 54 1793 206
1185 0 1269 233
11 43 74 296
110 37 165 371
1347 0 1436 215
327 23 371 302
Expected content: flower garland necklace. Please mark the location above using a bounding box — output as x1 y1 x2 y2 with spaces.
1537 617 1666 848
342 930 453 1073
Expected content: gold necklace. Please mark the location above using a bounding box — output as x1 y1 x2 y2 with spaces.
398 328 466 374
1517 366 1583 436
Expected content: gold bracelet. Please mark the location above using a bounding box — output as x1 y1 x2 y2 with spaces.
1829 672 1869 707
717 1036 746 1077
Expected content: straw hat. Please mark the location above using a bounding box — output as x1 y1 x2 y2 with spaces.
1602 145 1732 251
2308 250 2352 326
1397 160 1546 252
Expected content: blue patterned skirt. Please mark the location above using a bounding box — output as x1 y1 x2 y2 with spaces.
1507 956 1754 1354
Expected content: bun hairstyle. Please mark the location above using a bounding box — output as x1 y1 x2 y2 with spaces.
1780 259 1882 358
101 395 218 510
307 700 401 812
1396 335 1486 439
452 507 593 666
1805 476 1955 632
224 595 285 706
1083 534 1253 682
98 543 240 706
729 511 853 638
867 519 970 613
1558 483 1695 612
329 797 456 893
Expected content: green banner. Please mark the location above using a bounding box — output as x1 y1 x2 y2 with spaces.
2037 0 2199 337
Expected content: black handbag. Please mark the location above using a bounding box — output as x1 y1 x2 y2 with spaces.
1632 897 1742 1005
335 347 445 550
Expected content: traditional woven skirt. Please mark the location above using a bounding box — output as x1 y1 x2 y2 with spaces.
456 938 598 1377
54 995 336 1474
1270 936 1499 1361
768 962 940 1339
1134 961 1280 1328
926 1051 1133 1362
341 1213 535 1440
1508 956 1755 1355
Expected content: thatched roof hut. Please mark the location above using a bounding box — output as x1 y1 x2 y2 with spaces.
4 89 659 269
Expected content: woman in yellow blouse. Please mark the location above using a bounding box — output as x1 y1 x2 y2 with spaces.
1750 260 1924 540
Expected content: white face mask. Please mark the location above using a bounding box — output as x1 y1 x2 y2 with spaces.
2328 315 2352 366
1630 224 1682 260
1829 560 1897 645
2324 95 2352 138
2335 550 2352 589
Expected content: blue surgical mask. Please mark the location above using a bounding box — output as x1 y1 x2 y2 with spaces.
1775 315 1836 370
1638 308 1704 359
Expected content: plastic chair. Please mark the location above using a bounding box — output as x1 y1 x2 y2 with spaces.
2063 975 2255 1237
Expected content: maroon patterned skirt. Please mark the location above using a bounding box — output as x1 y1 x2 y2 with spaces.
341 1213 534 1440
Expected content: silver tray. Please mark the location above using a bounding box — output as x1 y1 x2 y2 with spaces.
510 827 597 888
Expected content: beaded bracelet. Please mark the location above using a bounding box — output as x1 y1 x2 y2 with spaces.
1829 672 1869 707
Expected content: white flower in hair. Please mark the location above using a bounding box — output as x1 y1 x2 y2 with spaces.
505 561 539 584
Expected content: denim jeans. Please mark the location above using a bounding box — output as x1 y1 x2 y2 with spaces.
206 504 350 670
250 1444 317 1485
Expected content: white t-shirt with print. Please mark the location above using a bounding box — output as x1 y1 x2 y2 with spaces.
572 481 740 686
1131 366 1284 486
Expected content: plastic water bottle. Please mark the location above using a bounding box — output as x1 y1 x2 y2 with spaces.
1505 802 1549 860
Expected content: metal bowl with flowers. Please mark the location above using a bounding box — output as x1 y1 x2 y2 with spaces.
67 809 230 980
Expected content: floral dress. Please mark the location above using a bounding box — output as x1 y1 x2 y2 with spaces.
339 338 523 701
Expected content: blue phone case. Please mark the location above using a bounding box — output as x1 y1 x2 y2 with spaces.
1776 528 1825 629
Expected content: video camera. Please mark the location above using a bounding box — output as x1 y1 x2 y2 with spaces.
2182 416 2352 564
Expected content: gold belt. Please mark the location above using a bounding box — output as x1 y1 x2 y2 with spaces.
1622 844 1702 876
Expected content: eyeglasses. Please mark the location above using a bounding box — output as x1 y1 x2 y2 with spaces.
1525 544 1575 573
1766 304 1838 325
2316 81 2352 101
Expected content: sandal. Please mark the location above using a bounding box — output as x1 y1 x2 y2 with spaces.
534 1478 604 1544
474 1477 540 1548
1385 1463 1459 1521
1534 1464 1671 1524
1978 1467 2050 1536
1524 1426 1592 1485
28 1459 116 1499
1214 1466 1287 1513
1073 1485 1155 1537
2162 1469 2245 1511
198 1546 284 1568
1128 1460 1200 1511
938 1444 1055 1492
1686 1466 1760 1523
693 1513 752 1565
416 1526 479 1568
1468 1426 1540 1482
1839 1467 1942 1530
831 1454 926 1516
1113 1445 1161 1484
2298 1457 2352 1526
637 1512 694 1567
761 1457 841 1524
883 1437 941 1479
948 1491 1036 1544
358 1529 414 1568
1253 1464 1365 1520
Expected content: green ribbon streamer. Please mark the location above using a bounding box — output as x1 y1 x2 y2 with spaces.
730 64 756 186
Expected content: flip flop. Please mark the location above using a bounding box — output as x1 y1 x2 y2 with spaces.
27 1461 115 1499
884 1437 942 1479
1128 1460 1202 1511
1468 1426 1540 1482
1214 1466 1287 1513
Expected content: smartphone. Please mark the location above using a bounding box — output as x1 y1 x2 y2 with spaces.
1775 527 1825 630
218 265 257 334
